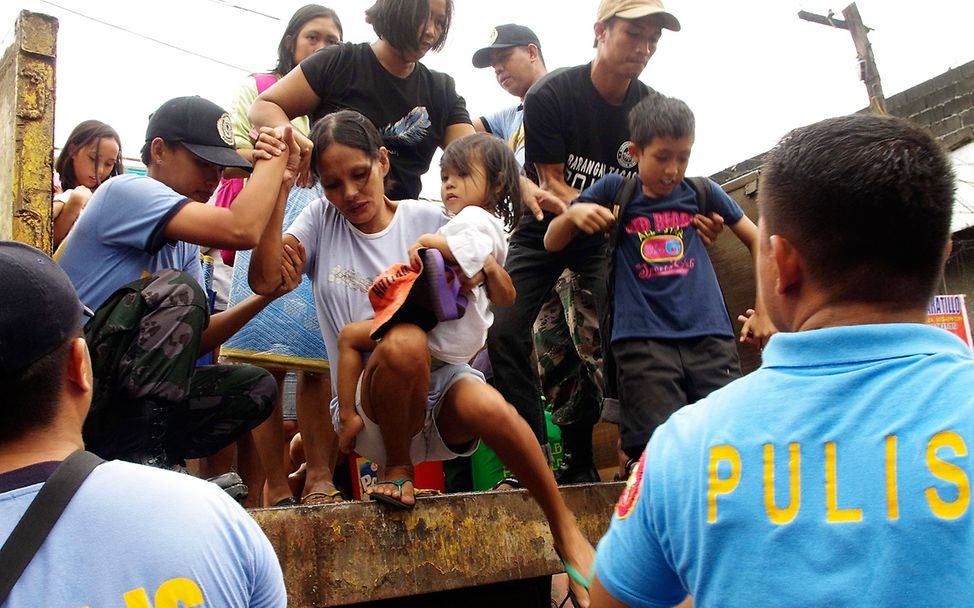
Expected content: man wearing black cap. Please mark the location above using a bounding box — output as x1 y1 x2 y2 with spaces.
0 241 286 606
471 23 547 166
56 96 303 503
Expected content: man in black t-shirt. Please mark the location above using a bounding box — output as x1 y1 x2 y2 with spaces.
486 0 691 483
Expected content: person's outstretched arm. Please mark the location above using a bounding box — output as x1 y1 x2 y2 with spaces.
481 255 515 307
250 67 321 185
729 216 776 349
162 126 297 250
544 202 615 252
198 240 304 355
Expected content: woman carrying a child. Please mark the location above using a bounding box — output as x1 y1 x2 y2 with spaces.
249 110 595 606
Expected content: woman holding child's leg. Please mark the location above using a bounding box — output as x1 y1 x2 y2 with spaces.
250 111 595 607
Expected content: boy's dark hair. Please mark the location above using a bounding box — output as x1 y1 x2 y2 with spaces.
628 93 695 148
761 114 955 308
274 4 343 75
309 110 391 188
0 338 72 443
440 133 521 230
365 0 452 53
56 120 124 190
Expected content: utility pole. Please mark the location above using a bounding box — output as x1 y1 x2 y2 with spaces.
798 2 887 114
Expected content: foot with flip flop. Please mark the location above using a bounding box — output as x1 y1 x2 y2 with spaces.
367 464 441 510
288 463 347 506
553 527 596 608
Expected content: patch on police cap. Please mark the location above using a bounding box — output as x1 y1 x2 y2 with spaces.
487 27 499 45
217 113 234 145
615 452 645 519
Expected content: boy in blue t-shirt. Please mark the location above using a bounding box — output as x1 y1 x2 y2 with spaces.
544 93 772 463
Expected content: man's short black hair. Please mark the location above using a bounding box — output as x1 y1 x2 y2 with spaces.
365 0 453 53
761 114 955 308
0 338 72 443
628 93 695 148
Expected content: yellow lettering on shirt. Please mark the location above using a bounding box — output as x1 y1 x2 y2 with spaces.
763 442 800 524
707 445 741 523
925 431 970 520
886 435 899 520
123 588 152 608
154 578 204 608
122 578 205 608
825 441 862 523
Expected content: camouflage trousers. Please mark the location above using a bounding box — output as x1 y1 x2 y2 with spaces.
82 269 277 462
533 269 604 427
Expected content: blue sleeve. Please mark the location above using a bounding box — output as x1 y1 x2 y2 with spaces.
575 174 625 207
481 106 516 140
708 179 745 225
594 451 687 607
95 175 191 255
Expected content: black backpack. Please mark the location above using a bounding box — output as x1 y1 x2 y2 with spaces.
600 177 712 405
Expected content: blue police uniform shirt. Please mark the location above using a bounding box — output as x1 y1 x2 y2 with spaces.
58 174 203 311
577 174 744 342
595 323 974 607
0 460 286 607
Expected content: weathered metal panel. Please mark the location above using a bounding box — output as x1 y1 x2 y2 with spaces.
0 11 57 251
251 482 623 607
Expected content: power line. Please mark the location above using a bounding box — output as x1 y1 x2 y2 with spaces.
202 0 279 21
38 0 252 73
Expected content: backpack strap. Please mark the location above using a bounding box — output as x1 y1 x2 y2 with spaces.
607 177 639 255
600 177 638 403
686 176 712 216
0 450 105 604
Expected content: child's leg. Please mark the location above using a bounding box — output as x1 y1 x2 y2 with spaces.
614 338 688 461
436 379 594 604
683 335 742 403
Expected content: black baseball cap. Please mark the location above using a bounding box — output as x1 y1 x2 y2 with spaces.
140 96 252 172
0 241 92 373
472 24 541 69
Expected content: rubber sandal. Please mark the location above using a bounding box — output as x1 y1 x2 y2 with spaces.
271 496 300 508
301 489 345 505
555 547 594 608
490 476 522 491
420 248 467 321
368 479 415 510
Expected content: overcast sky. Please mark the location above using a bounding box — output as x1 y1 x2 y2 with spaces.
1 0 971 198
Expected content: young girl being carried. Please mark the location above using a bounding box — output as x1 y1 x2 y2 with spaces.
335 133 520 456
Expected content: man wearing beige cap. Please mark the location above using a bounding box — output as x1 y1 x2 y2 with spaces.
487 0 719 486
